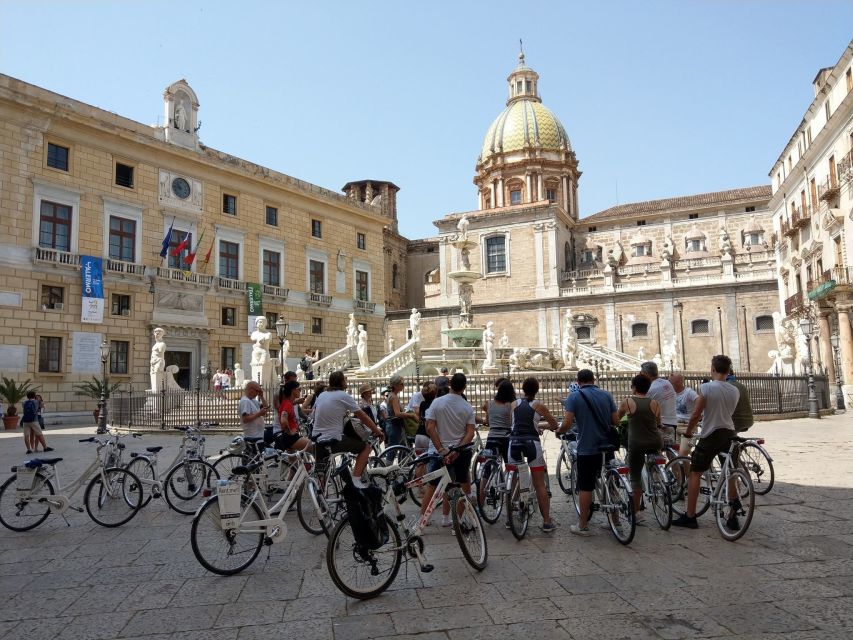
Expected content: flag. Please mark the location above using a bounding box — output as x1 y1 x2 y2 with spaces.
171 230 191 257
201 238 214 270
159 218 175 259
184 229 204 266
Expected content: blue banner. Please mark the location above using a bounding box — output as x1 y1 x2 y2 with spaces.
80 255 104 324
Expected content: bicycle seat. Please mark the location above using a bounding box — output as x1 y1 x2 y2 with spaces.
366 464 400 478
732 436 749 443
244 436 265 443
231 462 263 476
25 458 63 468
598 445 617 452
145 446 164 453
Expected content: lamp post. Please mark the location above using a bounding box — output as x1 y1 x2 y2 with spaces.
97 339 110 434
830 331 846 411
798 317 820 419
275 318 289 384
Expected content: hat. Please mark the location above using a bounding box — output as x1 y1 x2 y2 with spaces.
359 383 374 396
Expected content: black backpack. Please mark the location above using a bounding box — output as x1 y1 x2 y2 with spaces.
339 466 389 551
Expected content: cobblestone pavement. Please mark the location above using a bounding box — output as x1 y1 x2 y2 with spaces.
0 414 851 640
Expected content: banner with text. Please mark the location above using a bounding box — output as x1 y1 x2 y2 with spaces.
247 282 263 334
80 255 105 324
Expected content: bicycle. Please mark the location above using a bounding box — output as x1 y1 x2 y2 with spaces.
476 447 507 524
584 448 636 545
505 458 536 539
737 436 774 495
638 452 673 530
0 436 143 531
326 443 487 600
190 448 332 575
124 426 220 515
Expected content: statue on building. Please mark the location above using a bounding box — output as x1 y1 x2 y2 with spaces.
149 327 167 392
409 308 421 341
561 309 578 370
661 235 674 262
460 247 472 270
356 324 369 370
234 363 246 389
662 335 678 370
795 326 810 373
456 215 470 241
772 311 796 359
336 250 346 273
346 313 358 348
499 330 510 349
174 102 187 131
164 364 183 390
653 353 664 368
637 346 645 361
388 335 395 352
250 316 274 386
719 225 733 257
481 321 496 372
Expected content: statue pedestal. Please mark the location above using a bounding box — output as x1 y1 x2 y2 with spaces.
251 362 274 387
481 365 499 375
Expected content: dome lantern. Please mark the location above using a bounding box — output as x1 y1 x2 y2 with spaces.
507 51 541 106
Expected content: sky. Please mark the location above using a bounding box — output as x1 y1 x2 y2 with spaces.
1 1 852 239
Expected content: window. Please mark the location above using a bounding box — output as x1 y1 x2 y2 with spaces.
223 194 237 215
219 240 239 279
689 213 699 220
546 188 557 203
312 317 323 335
355 270 369 301
265 206 278 226
40 285 64 310
576 326 591 341
309 259 325 294
747 232 762 246
39 201 72 251
115 162 134 188
485 236 507 274
221 347 235 371
111 294 131 316
168 231 192 269
221 306 236 326
636 220 646 226
631 323 648 338
392 264 398 289
262 249 281 286
846 69 852 93
755 315 774 332
745 206 755 213
509 190 521 205
38 336 63 373
583 250 594 263
265 312 278 327
108 216 136 262
46 142 69 171
109 340 129 374
356 232 366 250
691 319 710 335
687 239 703 252
632 244 650 258
311 219 322 238
588 226 597 232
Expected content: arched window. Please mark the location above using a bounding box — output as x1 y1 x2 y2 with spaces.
392 263 398 290
755 315 774 332
691 319 710 335
576 326 591 341
631 323 648 338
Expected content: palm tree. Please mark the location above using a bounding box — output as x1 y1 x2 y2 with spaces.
0 376 35 417
74 377 123 423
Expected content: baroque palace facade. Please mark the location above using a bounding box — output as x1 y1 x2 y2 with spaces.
0 76 389 417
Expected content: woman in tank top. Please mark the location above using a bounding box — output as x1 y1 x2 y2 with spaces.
617 373 663 523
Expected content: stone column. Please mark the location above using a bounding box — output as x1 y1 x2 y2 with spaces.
532 223 545 296
562 175 569 212
537 173 544 201
837 305 853 384
526 173 532 203
497 178 504 207
489 182 496 209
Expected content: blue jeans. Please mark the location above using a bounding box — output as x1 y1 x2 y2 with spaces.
384 418 405 449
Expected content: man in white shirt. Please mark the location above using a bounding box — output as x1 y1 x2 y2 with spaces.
670 373 698 425
421 373 476 526
641 361 678 444
239 382 268 438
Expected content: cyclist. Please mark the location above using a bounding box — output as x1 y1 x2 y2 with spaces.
274 380 312 452
422 373 476 527
641 361 677 446
617 374 663 524
311 371 383 488
508 377 559 532
481 378 512 463
727 370 754 433
673 355 739 529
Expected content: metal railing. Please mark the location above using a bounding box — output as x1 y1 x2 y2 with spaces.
106 259 146 277
262 284 290 300
154 266 215 286
309 292 333 306
33 247 80 267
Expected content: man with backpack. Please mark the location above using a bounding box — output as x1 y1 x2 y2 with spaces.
21 390 53 455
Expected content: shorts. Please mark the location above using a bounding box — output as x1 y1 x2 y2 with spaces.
263 426 276 445
274 431 302 450
660 424 676 446
22 421 41 438
575 454 603 492
427 448 473 486
315 434 367 458
627 446 659 484
484 436 509 462
414 434 430 454
508 438 545 470
690 429 736 473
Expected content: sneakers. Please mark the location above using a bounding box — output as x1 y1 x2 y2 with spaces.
569 524 592 537
25 449 32 454
672 514 699 529
634 514 647 526
539 521 560 533
504 521 512 529
726 514 741 531
43 447 54 452
441 516 453 528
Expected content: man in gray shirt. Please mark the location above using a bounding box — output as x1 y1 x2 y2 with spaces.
239 382 268 438
641 361 677 444
673 354 740 529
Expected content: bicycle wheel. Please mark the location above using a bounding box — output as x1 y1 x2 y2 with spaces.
648 464 673 530
505 472 530 540
326 514 402 599
604 470 635 545
477 459 504 524
212 453 244 478
191 496 264 575
84 468 142 527
0 472 54 532
665 457 712 517
714 469 754 542
451 490 488 570
164 460 219 515
739 442 774 495
124 457 155 508
569 458 581 516
407 458 429 507
556 450 573 495
296 478 331 537
376 445 412 468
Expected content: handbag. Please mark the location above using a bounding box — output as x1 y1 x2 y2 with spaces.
577 389 621 450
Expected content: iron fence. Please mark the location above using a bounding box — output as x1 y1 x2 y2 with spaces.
108 371 830 431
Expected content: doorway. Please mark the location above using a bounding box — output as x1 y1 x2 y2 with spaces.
166 350 192 390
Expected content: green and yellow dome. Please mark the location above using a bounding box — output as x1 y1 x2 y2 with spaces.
479 100 571 162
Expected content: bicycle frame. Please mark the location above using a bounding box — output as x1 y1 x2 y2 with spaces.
404 464 453 533
24 444 113 508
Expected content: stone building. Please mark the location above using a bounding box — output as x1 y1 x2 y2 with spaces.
389 54 780 373
770 39 853 403
0 76 388 417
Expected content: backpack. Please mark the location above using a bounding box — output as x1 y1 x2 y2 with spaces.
339 466 389 551
21 399 37 423
299 357 309 371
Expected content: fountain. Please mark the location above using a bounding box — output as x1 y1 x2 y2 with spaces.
442 215 485 347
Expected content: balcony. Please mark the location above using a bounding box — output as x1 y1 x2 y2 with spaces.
784 291 804 315
354 299 376 313
807 270 836 301
794 205 811 228
818 177 840 204
262 284 289 300
561 268 602 281
33 247 79 268
217 277 247 292
154 266 215 286
781 218 797 238
106 259 146 277
308 292 332 306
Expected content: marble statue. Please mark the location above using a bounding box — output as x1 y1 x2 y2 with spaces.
719 225 732 256
661 236 674 262
795 326 810 372
149 327 167 391
772 311 796 359
461 247 472 270
509 348 529 373
279 338 290 372
662 335 678 369
174 102 187 131
409 308 421 341
250 316 274 386
561 309 578 370
529 352 551 370
356 324 369 370
637 347 645 361
457 215 470 241
346 313 358 348
459 286 473 321
653 353 664 368
499 330 510 349
481 321 496 371
234 363 246 388
388 335 395 352
164 364 183 390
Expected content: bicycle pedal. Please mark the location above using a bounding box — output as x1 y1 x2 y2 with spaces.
263 537 274 547
152 491 162 499
420 562 434 573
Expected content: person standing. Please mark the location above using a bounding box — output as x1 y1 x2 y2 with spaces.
673 355 740 529
727 370 754 433
641 361 678 445
670 373 698 426
434 367 450 393
386 374 415 448
239 381 268 439
22 390 52 454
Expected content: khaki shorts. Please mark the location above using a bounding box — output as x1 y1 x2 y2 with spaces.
22 421 42 438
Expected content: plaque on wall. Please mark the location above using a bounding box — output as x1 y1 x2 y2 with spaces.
71 332 104 374
288 322 305 335
0 345 27 372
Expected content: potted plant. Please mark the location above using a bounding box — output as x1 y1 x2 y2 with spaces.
73 377 123 424
0 377 35 430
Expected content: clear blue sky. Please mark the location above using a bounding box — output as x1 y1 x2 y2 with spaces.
2 1 851 239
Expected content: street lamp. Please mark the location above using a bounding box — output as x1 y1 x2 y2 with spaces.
798 317 820 419
97 339 110 434
275 317 289 384
830 331 846 411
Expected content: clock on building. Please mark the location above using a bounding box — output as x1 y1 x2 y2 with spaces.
171 177 191 199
